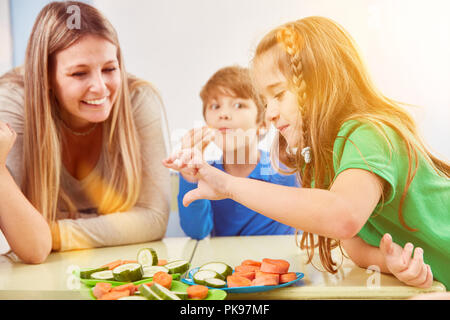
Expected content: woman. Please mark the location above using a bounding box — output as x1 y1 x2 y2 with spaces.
0 1 170 263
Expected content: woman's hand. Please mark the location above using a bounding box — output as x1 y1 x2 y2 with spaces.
0 121 17 167
379 233 433 288
162 127 215 183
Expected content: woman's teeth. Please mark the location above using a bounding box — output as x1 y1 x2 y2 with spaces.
83 97 107 105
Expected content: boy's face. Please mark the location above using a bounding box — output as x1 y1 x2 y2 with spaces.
204 90 261 153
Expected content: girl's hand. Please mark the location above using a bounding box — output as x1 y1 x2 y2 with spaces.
182 160 234 207
162 127 215 183
0 121 17 167
379 233 433 288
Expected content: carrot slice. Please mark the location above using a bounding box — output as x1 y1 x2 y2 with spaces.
187 285 209 300
280 272 297 283
226 275 252 287
153 271 172 289
235 265 260 273
252 274 279 286
157 259 168 266
93 282 112 299
98 290 130 300
232 271 256 281
241 260 262 267
260 258 290 274
111 283 135 292
100 259 123 270
255 270 279 278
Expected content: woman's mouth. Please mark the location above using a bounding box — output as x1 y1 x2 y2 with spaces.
81 97 108 106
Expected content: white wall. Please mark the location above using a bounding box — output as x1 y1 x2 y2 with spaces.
94 0 449 159
0 0 12 76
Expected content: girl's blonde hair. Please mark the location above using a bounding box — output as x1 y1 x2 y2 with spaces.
252 16 450 274
15 1 144 226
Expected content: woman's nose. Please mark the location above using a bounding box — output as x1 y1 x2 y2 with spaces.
89 70 108 93
265 101 279 124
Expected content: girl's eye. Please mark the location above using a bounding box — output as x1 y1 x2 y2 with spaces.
274 91 285 100
210 104 219 110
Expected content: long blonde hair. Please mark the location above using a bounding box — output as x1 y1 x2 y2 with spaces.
252 16 450 273
19 1 143 225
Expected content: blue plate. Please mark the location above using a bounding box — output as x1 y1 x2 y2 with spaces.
181 267 304 293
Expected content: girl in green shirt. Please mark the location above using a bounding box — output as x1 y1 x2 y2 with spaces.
164 16 450 290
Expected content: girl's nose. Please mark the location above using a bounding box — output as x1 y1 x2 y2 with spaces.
265 100 279 124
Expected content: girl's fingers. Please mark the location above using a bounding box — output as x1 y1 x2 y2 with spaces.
418 264 433 289
401 242 414 266
379 233 393 256
398 247 424 282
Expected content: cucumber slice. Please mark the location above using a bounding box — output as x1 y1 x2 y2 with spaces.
205 278 226 288
142 266 169 278
112 263 143 282
150 283 181 300
139 284 163 300
118 296 148 300
164 260 190 274
137 248 158 266
193 270 223 285
79 266 108 279
90 270 114 280
199 262 232 278
171 291 189 300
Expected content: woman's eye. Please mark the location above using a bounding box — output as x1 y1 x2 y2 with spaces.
72 72 86 77
103 68 117 73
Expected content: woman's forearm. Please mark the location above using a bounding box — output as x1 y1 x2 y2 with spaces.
228 176 358 240
0 167 52 263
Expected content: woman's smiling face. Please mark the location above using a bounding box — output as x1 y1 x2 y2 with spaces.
50 34 121 129
252 46 303 149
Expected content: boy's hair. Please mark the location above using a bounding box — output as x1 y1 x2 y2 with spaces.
200 66 265 125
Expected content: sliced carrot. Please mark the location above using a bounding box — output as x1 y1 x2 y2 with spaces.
260 258 290 274
226 275 252 287
100 259 123 270
241 259 262 267
235 265 260 273
141 281 153 287
280 272 297 284
157 259 168 266
187 285 209 300
252 274 279 286
255 270 279 278
93 282 112 299
98 290 130 300
111 283 135 292
153 271 172 289
232 271 256 281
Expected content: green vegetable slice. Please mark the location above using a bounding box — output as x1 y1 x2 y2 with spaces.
112 263 143 282
137 248 158 266
90 270 114 281
205 278 226 288
171 291 189 300
199 262 232 278
142 266 169 278
139 284 163 300
118 296 148 300
193 270 223 285
79 266 108 279
164 260 190 274
150 283 181 300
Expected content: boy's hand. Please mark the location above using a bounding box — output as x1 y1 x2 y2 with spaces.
379 233 433 288
162 127 215 183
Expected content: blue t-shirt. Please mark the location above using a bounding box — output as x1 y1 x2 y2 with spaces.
178 150 299 239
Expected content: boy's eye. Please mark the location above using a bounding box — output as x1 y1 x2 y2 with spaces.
234 103 243 109
210 104 220 110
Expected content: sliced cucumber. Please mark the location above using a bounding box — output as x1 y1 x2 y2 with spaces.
79 266 108 279
142 266 169 278
112 263 143 282
150 283 181 300
137 248 158 266
139 284 163 300
118 296 148 300
90 270 114 281
171 291 189 300
164 260 190 274
193 270 223 285
199 262 232 278
205 278 226 288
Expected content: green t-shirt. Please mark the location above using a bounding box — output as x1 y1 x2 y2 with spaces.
333 120 450 289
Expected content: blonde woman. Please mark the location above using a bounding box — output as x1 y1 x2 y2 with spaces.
0 1 170 263
167 16 450 289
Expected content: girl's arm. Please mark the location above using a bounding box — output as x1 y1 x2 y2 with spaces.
181 161 383 240
0 122 52 263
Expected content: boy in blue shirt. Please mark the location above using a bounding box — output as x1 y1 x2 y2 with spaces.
164 66 298 239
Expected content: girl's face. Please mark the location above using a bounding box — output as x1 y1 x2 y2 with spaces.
204 91 261 154
252 47 303 149
50 35 121 129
